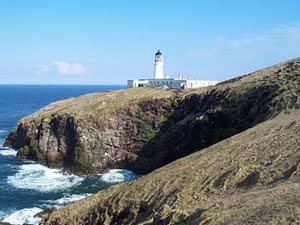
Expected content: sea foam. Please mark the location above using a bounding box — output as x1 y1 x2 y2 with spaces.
3 207 42 225
0 129 8 134
41 193 92 209
54 193 91 205
7 164 84 192
0 148 17 156
100 169 140 183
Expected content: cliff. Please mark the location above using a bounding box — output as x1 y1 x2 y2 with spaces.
4 88 178 174
39 57 300 224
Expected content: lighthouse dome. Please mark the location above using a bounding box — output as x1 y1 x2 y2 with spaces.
155 50 162 56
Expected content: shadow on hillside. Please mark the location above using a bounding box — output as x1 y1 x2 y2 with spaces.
130 82 290 174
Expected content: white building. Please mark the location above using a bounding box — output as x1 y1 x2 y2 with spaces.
127 50 218 89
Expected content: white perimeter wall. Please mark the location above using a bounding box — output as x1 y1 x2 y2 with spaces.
128 78 218 89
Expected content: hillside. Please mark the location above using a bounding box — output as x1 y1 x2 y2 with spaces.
39 57 300 224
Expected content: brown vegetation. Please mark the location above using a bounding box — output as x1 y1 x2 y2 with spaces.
4 57 300 224
40 58 300 224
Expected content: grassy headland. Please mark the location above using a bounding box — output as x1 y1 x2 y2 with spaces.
4 57 300 224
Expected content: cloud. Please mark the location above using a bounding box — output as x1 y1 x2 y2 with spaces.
187 22 300 81
52 61 86 75
40 65 49 72
191 22 300 58
33 64 51 75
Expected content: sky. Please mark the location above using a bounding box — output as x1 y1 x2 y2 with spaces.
0 0 300 85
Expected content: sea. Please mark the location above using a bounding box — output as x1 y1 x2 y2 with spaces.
0 85 140 224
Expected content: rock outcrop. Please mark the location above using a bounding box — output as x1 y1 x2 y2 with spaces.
39 57 300 224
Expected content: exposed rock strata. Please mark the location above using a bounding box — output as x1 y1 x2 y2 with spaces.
39 57 300 224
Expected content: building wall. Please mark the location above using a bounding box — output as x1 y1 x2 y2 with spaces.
170 80 186 89
128 78 218 89
186 80 218 89
127 79 148 88
127 80 134 88
148 79 175 88
154 60 164 79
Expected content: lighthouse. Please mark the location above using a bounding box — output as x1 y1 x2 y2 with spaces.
127 50 219 89
154 50 164 79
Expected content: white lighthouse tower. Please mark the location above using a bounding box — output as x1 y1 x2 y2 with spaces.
154 50 164 79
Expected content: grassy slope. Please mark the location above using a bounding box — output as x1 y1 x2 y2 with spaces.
41 57 300 224
23 87 176 123
41 111 300 225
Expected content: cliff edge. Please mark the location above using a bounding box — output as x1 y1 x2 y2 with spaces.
39 57 300 224
4 88 177 174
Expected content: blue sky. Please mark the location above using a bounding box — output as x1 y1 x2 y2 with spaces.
0 0 300 84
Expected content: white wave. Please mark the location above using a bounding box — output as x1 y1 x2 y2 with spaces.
100 169 140 183
3 207 42 225
42 193 91 209
55 193 91 205
0 129 9 147
0 129 8 134
7 164 84 192
0 210 8 221
0 149 17 156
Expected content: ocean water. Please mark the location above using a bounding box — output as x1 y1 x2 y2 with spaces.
0 85 139 224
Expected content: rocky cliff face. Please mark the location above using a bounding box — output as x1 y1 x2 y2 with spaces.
4 88 177 174
39 57 300 224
